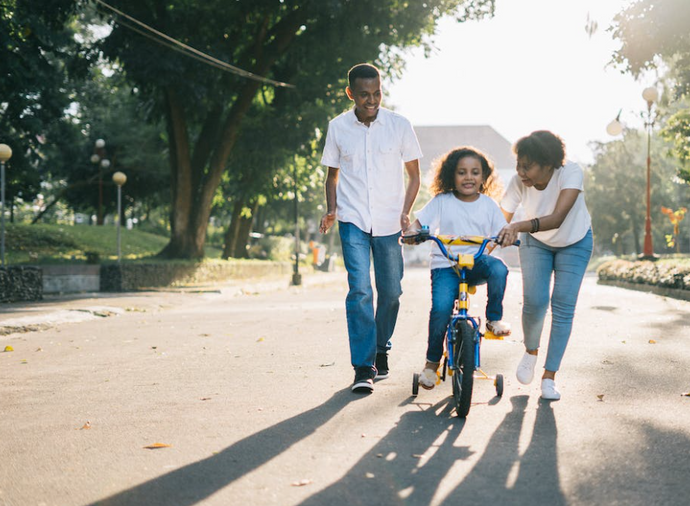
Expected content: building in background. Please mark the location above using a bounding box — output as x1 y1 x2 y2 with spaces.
414 125 515 189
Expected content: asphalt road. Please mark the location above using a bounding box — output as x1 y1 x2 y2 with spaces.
1 268 689 506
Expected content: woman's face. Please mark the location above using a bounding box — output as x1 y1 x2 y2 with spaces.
516 156 553 189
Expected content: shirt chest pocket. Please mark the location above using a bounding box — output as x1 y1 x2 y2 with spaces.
377 142 400 169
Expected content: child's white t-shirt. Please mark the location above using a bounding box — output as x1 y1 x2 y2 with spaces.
501 161 591 247
414 193 507 270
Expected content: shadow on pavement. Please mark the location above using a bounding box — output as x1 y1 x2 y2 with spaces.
439 396 565 505
88 388 353 506
298 395 564 505
297 396 469 506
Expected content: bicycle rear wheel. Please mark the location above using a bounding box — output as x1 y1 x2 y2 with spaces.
452 320 475 418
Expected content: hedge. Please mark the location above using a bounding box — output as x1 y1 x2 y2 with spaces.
597 260 690 290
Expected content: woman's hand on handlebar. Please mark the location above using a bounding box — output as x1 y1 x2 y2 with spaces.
497 223 521 247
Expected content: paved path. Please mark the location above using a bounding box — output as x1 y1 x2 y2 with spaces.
1 268 689 506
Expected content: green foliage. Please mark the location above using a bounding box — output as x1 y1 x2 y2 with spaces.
0 0 90 204
586 130 684 256
6 223 170 264
612 0 690 93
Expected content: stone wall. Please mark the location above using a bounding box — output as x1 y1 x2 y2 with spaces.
0 266 43 302
100 260 293 292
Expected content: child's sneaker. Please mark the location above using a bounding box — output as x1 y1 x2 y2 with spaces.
486 320 511 337
419 361 440 390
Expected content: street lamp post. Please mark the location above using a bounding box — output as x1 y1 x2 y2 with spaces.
291 164 302 286
112 171 127 263
0 144 12 267
606 87 659 259
92 139 110 226
642 86 659 259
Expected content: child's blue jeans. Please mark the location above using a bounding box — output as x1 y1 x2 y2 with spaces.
519 229 593 372
427 255 508 363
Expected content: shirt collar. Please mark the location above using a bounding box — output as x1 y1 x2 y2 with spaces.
348 107 387 126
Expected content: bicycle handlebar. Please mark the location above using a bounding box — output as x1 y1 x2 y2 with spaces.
400 227 520 262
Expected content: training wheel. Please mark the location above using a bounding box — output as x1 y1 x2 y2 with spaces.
412 373 420 396
495 374 504 397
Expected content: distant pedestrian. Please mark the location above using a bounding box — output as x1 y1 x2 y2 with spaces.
497 130 593 400
406 146 511 390
319 63 422 393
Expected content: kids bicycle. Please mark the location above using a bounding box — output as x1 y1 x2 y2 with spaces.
401 226 519 418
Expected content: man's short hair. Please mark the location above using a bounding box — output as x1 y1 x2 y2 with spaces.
348 63 380 88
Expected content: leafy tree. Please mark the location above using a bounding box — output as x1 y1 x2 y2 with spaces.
586 131 684 255
95 0 495 259
0 0 90 216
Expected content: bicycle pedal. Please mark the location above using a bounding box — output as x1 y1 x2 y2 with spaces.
484 331 504 340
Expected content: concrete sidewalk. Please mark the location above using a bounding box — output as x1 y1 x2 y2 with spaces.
0 269 344 338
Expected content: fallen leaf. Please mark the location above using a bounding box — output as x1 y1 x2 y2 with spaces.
597 394 604 402
256 337 265 342
35 347 43 352
648 339 657 344
3 345 13 352
78 421 91 430
143 443 172 449
291 479 312 487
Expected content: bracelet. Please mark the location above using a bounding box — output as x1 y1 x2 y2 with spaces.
530 218 540 233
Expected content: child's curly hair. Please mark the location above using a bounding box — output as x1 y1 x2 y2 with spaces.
429 146 502 199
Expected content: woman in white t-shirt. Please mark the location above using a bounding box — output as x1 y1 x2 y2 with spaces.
498 130 593 401
408 146 510 390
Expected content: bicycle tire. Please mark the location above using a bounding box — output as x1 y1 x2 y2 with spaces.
452 320 475 418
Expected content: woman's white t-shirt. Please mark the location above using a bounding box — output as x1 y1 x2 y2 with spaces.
415 193 507 270
501 161 591 247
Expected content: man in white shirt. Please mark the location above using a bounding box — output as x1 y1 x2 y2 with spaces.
320 63 422 393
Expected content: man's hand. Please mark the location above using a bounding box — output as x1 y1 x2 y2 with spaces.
320 212 336 234
400 213 411 232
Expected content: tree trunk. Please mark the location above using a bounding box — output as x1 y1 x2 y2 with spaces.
155 11 306 260
234 200 259 258
222 199 244 259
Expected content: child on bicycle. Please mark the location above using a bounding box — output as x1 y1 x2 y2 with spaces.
406 146 511 390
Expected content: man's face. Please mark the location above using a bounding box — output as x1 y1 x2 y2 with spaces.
346 77 382 124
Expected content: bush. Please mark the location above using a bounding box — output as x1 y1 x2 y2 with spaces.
597 259 690 289
248 235 295 262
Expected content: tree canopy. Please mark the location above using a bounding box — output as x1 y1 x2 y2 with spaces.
92 0 495 258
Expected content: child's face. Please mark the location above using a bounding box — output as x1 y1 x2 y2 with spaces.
453 156 484 200
346 77 382 124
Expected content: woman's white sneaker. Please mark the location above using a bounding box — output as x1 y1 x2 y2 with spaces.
516 352 538 385
541 378 561 400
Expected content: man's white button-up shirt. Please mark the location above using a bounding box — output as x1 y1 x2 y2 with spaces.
321 107 423 237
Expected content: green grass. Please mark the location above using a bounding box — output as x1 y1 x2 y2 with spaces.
5 223 222 264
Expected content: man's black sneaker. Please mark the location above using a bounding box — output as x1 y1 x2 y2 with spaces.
351 368 374 393
375 353 389 379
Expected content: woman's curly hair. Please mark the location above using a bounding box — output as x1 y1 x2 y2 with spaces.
429 146 502 199
513 130 566 169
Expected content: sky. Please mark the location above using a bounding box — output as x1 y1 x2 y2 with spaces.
385 0 657 165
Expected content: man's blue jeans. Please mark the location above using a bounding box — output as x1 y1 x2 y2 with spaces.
427 255 508 363
519 229 593 372
338 221 403 372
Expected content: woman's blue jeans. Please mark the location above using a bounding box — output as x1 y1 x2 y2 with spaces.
427 255 508 363
338 221 404 371
519 229 593 372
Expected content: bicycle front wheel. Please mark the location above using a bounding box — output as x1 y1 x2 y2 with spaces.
452 320 475 418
